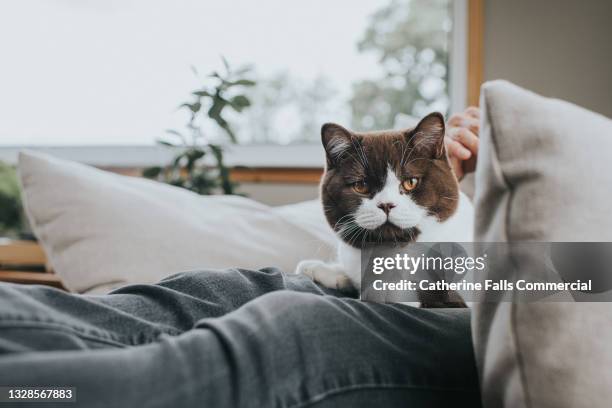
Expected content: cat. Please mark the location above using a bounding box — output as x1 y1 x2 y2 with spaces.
296 112 473 307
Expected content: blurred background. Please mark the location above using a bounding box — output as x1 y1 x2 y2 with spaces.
0 0 611 237
0 0 455 146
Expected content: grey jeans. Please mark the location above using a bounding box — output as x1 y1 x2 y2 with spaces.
0 268 481 407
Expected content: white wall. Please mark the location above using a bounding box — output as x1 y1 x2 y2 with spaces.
239 183 319 206
483 0 612 117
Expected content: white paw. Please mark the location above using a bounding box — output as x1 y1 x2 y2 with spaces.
295 260 355 291
295 260 325 279
334 274 356 292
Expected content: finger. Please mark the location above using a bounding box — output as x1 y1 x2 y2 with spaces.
465 106 480 119
448 127 479 154
445 137 472 160
448 155 464 180
448 115 480 133
447 114 464 127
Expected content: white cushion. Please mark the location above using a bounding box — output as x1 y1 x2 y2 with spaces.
18 151 336 293
473 80 612 408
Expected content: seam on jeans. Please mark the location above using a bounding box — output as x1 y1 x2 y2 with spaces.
0 313 129 343
289 383 480 408
0 310 181 345
0 320 128 348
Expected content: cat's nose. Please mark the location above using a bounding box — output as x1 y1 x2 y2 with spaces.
377 202 396 215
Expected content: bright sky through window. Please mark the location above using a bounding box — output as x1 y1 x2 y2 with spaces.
0 0 451 146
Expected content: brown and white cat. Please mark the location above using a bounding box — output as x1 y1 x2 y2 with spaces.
296 112 473 302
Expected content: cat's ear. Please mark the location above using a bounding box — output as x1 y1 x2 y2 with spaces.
408 112 446 159
321 123 353 168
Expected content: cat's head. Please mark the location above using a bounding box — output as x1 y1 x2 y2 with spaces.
320 112 459 248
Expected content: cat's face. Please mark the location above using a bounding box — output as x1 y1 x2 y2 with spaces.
320 112 459 248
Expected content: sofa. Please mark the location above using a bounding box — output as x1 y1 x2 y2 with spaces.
17 80 612 407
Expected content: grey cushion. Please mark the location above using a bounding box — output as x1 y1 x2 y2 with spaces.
18 151 336 293
472 80 612 408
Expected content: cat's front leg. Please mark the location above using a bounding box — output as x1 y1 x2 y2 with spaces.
295 260 355 291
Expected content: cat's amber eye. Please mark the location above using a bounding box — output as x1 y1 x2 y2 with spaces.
402 177 419 192
352 180 369 194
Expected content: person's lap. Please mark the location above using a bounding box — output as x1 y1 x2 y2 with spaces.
0 268 481 407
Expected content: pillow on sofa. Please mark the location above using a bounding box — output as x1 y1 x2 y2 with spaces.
473 80 612 407
18 151 336 293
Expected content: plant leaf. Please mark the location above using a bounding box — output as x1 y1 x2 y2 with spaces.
157 140 176 147
179 102 202 113
142 166 162 178
207 95 227 119
230 79 256 87
190 102 202 113
164 129 187 145
221 55 230 72
229 95 251 112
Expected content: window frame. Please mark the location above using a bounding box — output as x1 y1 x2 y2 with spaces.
1 0 482 175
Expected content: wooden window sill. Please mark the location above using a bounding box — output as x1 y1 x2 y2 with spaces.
0 240 65 290
102 166 324 184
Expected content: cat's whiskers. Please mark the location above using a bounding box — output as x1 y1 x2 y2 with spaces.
402 136 438 166
337 220 361 241
400 142 409 168
351 229 366 248
312 114 467 303
348 226 366 246
343 229 359 247
338 218 369 248
360 231 368 249
337 221 367 248
397 139 410 168
337 223 355 239
333 214 354 230
392 230 399 246
350 139 368 169
403 157 435 167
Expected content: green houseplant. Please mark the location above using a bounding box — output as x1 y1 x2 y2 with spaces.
0 162 25 238
144 59 255 195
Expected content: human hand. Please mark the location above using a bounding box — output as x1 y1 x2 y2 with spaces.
445 106 480 180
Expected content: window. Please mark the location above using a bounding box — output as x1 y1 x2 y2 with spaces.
0 0 466 165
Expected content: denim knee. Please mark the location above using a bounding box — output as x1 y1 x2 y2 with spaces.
251 290 347 328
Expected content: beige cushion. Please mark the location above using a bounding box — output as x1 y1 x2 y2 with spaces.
18 151 336 293
473 80 612 407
